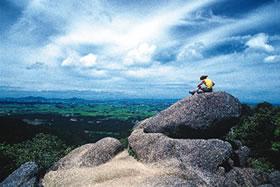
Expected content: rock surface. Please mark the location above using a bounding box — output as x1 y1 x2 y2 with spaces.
128 128 232 172
269 170 280 187
0 162 38 187
43 151 209 187
139 92 241 138
234 146 250 167
52 137 123 170
128 92 240 171
219 167 269 187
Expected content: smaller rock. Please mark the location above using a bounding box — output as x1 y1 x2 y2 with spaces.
228 158 235 168
52 137 123 170
21 177 37 187
217 167 226 176
0 162 38 187
221 167 269 187
269 170 280 187
232 139 243 149
257 184 274 187
234 146 250 167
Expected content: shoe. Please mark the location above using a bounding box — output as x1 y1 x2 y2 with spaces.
189 91 195 95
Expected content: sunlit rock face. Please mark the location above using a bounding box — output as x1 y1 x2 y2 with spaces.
138 91 241 139
51 137 123 170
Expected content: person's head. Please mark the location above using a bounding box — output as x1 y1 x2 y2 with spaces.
200 75 208 80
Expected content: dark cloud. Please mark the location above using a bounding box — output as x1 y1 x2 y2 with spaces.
203 38 247 57
152 47 178 63
210 0 275 18
0 0 23 32
26 62 46 70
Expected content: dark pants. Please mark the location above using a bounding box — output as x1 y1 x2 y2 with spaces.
198 87 212 93
189 87 213 95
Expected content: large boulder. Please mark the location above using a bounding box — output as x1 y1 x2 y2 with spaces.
51 137 123 170
0 162 38 187
129 92 240 170
139 92 241 138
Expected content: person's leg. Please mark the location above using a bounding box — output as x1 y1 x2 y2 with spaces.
197 90 203 94
196 87 204 94
189 87 201 95
201 87 212 93
189 89 197 95
190 87 213 95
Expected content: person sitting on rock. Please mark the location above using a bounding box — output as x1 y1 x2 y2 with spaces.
189 75 215 95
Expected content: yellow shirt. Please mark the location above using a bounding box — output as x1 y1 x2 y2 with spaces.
204 79 214 89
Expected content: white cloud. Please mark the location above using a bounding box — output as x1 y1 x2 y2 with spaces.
179 8 236 26
84 69 108 78
246 33 274 52
123 43 156 66
80 54 98 67
61 52 98 68
124 64 183 82
177 3 279 57
6 0 216 82
264 55 280 63
61 51 79 67
54 0 215 51
177 42 205 61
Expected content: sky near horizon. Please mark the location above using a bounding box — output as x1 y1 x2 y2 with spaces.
0 0 280 102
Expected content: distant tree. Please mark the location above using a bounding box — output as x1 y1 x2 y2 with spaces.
0 151 16 181
0 133 72 180
272 112 280 152
227 102 280 171
255 102 273 113
240 104 253 117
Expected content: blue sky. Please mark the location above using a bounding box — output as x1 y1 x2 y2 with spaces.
0 0 280 102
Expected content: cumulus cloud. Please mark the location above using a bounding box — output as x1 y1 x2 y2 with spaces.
62 52 98 68
177 42 205 61
123 43 156 66
60 50 110 79
264 55 280 63
246 33 274 52
80 54 98 67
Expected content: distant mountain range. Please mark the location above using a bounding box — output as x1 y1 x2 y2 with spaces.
0 96 177 105
0 87 129 100
0 86 279 105
0 86 180 101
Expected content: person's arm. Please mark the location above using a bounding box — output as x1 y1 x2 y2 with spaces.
197 80 204 88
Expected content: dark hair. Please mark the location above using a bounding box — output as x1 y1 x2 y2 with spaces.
200 75 208 80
